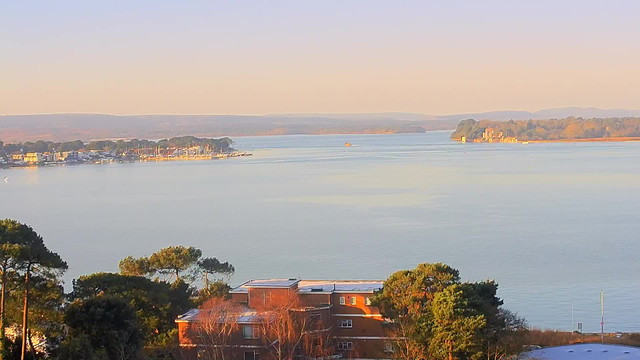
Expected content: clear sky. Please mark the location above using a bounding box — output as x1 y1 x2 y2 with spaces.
1 1 639 115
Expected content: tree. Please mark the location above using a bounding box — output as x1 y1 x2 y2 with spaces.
2 221 67 360
254 292 331 360
373 263 520 360
118 256 152 277
195 297 246 360
0 220 27 359
372 263 461 360
8 274 66 357
64 296 142 360
148 246 202 282
197 257 235 288
194 281 232 306
430 285 486 360
71 272 193 347
481 309 528 360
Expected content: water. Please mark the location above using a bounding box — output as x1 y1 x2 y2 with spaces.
1 131 639 332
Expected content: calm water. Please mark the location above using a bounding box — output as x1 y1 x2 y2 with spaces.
2 131 640 332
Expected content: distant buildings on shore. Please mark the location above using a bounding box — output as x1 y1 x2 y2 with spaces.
1 147 251 168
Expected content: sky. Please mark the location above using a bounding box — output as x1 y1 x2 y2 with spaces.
1 0 640 115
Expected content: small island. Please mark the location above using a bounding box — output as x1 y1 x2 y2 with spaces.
0 135 251 168
451 117 640 143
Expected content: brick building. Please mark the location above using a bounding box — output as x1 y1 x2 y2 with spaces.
176 279 392 360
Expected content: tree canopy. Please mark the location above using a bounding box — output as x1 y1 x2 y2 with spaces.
61 296 142 360
71 272 193 346
0 136 234 155
450 117 640 141
118 256 152 277
148 246 202 282
372 263 521 360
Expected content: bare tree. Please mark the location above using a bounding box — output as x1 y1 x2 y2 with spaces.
195 297 245 360
482 309 528 360
382 318 426 360
255 292 333 360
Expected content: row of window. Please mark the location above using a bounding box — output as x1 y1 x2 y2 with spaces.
339 341 394 353
338 319 352 328
338 296 372 306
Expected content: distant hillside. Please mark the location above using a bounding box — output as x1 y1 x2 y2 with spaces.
0 114 453 142
2 108 639 142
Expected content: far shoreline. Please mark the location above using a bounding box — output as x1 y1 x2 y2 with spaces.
453 136 640 144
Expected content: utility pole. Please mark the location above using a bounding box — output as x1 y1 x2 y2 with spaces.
601 290 604 344
571 302 574 332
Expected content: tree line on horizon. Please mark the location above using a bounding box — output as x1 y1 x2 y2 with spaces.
0 136 234 155
450 117 640 141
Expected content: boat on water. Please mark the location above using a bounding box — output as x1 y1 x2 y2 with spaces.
344 142 352 147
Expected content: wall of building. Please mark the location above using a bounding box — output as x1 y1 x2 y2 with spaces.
248 287 294 308
231 292 248 304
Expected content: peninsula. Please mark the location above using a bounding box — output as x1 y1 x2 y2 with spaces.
0 135 250 168
451 117 640 143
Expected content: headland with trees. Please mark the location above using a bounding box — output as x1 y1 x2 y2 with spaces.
0 136 250 168
0 219 638 360
450 117 640 143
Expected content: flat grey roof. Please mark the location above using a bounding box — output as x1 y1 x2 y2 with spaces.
176 308 259 323
230 279 383 294
297 280 383 293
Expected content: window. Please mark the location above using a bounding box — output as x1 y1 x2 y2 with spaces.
338 342 353 350
365 297 372 306
339 296 345 305
308 313 321 329
351 296 357 305
339 319 352 328
245 351 260 360
243 325 259 339
384 342 395 353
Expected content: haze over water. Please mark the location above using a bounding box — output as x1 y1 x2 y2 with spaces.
1 131 639 332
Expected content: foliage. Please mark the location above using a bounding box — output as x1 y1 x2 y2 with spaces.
451 117 640 141
373 263 523 360
148 246 202 282
197 257 234 288
193 281 232 306
2 136 234 154
119 256 153 277
64 296 142 360
71 272 193 347
0 219 67 360
430 285 486 360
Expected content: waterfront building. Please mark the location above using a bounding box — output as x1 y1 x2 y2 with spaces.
23 152 43 164
176 278 390 360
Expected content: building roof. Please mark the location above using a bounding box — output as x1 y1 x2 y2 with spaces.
175 308 260 324
230 278 300 293
522 344 640 360
244 279 301 288
230 279 383 294
297 280 383 293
